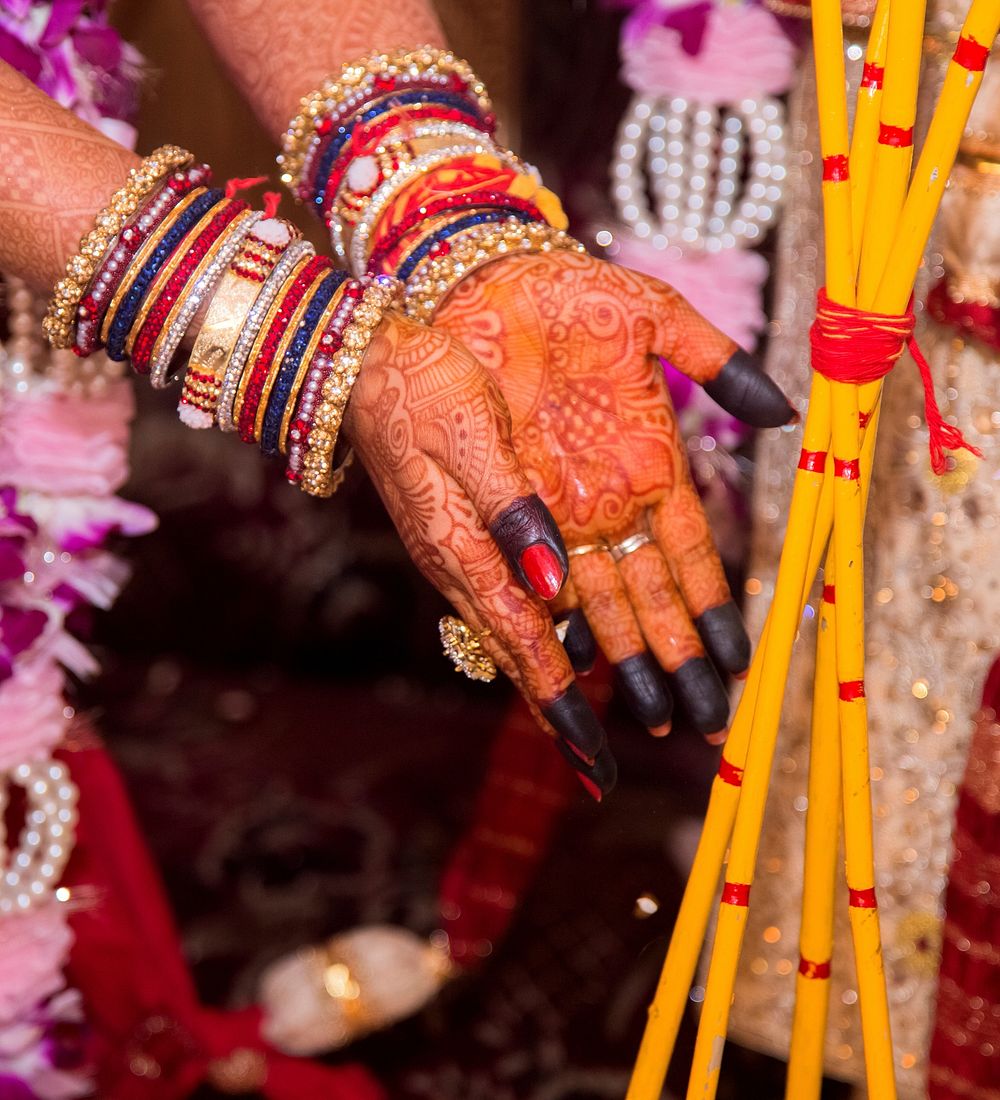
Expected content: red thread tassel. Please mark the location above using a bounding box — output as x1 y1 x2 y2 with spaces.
908 336 984 476
262 191 282 219
224 175 268 199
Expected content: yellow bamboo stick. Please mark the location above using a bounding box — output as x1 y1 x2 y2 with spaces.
856 1 925 304
836 6 925 1096
784 578 841 1100
850 0 891 264
627 390 881 1100
877 0 1000 312
628 9 1000 1094
683 5 856 1095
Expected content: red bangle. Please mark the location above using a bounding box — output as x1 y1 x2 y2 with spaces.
367 190 544 272
129 198 248 374
238 255 333 443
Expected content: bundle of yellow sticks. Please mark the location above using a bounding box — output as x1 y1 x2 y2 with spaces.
626 2 1000 1099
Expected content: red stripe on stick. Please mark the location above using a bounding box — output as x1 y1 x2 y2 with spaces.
834 458 860 480
849 887 878 909
860 62 885 89
822 584 836 605
798 449 827 473
839 680 866 702
722 881 751 907
799 957 832 980
717 757 744 788
859 409 872 428
822 155 850 182
878 123 914 148
953 35 990 72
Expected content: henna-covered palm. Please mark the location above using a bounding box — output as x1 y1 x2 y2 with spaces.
344 312 613 796
435 251 795 767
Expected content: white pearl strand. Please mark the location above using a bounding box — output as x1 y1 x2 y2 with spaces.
0 760 78 914
611 93 788 254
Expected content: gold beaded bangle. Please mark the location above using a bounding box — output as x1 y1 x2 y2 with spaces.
277 284 350 454
231 254 314 427
299 278 401 498
100 187 209 347
43 144 193 349
278 47 492 194
402 220 585 321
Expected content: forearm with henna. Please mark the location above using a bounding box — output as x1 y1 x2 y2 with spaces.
185 0 445 140
0 61 139 292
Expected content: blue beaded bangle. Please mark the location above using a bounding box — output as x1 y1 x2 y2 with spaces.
105 188 224 362
258 269 349 458
310 89 488 208
397 208 542 282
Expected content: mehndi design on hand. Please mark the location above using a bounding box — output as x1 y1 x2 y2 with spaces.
435 250 795 753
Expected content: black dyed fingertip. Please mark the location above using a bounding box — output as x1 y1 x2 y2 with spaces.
557 609 597 674
555 739 618 800
694 601 751 676
490 494 569 599
703 349 797 429
614 651 674 730
542 682 607 762
669 656 729 736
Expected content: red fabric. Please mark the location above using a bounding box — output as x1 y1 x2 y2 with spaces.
438 666 606 966
928 278 1000 353
59 734 384 1100
928 658 1000 1100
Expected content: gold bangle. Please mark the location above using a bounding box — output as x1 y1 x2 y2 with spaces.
253 268 332 444
402 220 585 321
278 47 492 194
232 254 314 427
43 144 193 349
179 222 297 429
299 278 402 498
100 186 209 346
277 282 350 454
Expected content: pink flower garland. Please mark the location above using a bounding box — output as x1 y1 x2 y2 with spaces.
0 5 152 1097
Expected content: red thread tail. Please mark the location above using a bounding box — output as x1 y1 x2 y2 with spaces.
908 336 983 475
225 175 268 199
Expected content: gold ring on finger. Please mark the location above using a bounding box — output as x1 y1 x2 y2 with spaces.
438 615 497 683
610 532 653 563
567 541 611 559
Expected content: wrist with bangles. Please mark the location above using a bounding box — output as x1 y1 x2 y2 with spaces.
279 47 586 318
43 144 400 497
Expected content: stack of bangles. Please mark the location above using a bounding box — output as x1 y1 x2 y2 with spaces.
278 46 587 318
42 144 401 498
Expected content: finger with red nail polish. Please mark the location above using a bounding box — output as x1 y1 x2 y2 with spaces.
490 493 568 601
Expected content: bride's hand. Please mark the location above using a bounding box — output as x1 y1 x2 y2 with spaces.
345 312 615 796
436 251 795 745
